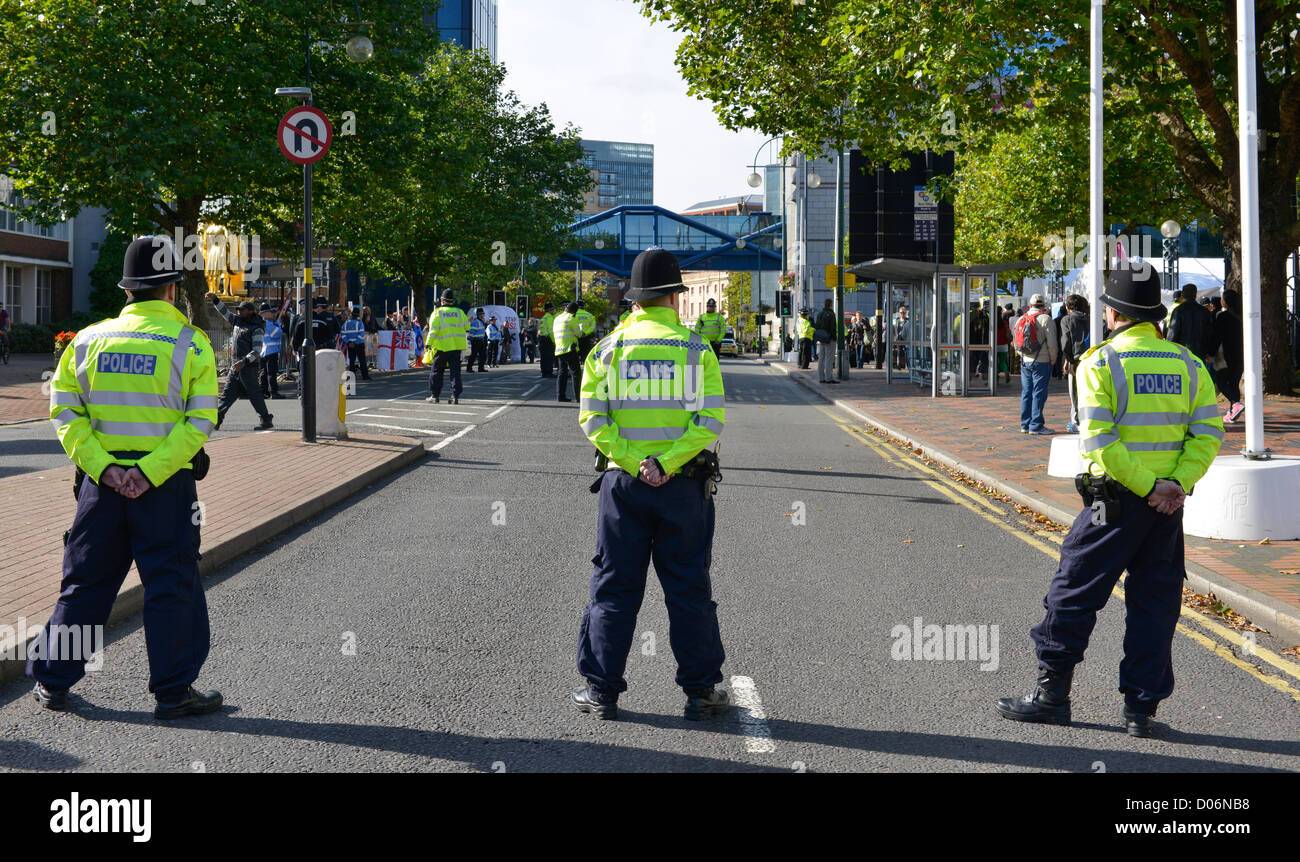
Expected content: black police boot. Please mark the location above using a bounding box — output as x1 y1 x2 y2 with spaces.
258 414 274 430
996 669 1072 725
1121 704 1157 738
154 686 224 720
684 687 730 720
33 681 68 711
571 685 618 720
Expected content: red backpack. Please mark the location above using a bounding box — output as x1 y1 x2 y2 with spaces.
1014 309 1044 353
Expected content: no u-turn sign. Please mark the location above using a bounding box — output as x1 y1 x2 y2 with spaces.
278 106 333 164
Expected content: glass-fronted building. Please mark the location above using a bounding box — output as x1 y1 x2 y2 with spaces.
429 0 498 63
579 140 654 214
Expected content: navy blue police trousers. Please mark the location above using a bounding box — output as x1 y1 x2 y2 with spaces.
28 467 209 697
1030 485 1184 714
578 470 725 695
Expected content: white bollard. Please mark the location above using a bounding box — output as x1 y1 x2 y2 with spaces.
1047 435 1087 478
1183 456 1300 540
313 349 348 439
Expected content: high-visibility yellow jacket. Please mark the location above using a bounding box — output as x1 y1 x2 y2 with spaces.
49 300 218 487
797 317 814 341
553 311 581 355
538 312 555 340
694 311 725 342
426 305 469 352
575 308 596 336
578 305 725 476
1077 321 1224 496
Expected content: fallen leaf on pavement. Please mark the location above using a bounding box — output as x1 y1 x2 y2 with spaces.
902 539 913 543
1259 537 1272 545
1182 588 1268 632
1281 645 1300 658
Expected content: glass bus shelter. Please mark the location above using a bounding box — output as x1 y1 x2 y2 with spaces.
846 258 1034 397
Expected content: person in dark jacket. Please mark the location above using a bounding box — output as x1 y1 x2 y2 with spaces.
1215 290 1245 422
872 310 886 369
1058 294 1090 434
208 294 273 431
1167 283 1215 369
290 297 341 397
814 299 839 383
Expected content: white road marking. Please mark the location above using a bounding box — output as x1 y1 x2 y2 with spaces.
350 422 446 436
521 384 541 398
429 424 476 451
353 413 474 424
729 675 775 754
485 404 512 419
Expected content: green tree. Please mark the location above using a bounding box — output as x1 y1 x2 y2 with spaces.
724 272 753 335
639 0 1300 392
0 0 438 324
87 228 131 320
315 45 591 321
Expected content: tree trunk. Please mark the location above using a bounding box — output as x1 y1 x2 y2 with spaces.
174 195 212 330
1259 235 1296 394
411 276 429 322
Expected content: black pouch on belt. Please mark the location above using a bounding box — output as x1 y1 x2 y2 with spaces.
191 447 210 481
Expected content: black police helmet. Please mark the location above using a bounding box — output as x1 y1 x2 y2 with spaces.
1102 262 1165 323
313 296 328 308
624 248 685 302
566 301 579 314
259 302 272 312
544 302 555 311
118 236 181 291
441 289 455 304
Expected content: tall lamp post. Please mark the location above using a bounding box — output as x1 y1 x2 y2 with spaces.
1160 219 1182 295
748 135 786 352
276 10 373 444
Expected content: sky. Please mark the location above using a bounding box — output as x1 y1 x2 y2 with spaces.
497 0 774 212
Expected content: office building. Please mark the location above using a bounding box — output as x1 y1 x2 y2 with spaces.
579 140 654 214
429 0 498 63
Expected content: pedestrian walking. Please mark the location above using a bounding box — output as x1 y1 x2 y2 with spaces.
1014 293 1059 434
209 294 273 431
572 247 728 721
425 290 468 404
1058 294 1090 433
997 262 1224 737
814 298 838 384
849 312 866 368
1215 290 1245 422
694 298 726 354
32 236 222 719
466 309 488 373
538 302 557 378
258 303 284 399
554 301 583 401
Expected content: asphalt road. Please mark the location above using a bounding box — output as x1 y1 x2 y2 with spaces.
2 358 1299 772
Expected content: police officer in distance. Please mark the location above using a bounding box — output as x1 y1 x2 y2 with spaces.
207 293 272 431
997 262 1224 737
694 297 726 354
537 302 557 378
553 301 583 402
32 236 223 719
574 300 597 361
341 307 370 381
290 296 340 392
425 289 468 404
572 247 728 721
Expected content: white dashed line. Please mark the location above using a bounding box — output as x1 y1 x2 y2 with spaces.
485 404 512 419
350 422 446 436
429 425 477 451
730 675 775 754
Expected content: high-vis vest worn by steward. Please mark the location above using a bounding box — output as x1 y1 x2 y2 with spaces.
427 305 469 352
579 305 725 476
554 311 581 355
1076 321 1224 495
694 311 725 342
575 309 596 337
341 317 366 345
50 300 218 487
539 312 555 340
261 319 282 357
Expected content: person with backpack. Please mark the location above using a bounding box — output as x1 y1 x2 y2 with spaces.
1015 293 1060 434
1058 294 1091 434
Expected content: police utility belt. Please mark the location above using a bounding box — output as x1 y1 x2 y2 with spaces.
590 448 722 499
1075 472 1124 522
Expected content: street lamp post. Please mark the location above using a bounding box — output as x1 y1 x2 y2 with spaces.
748 135 786 352
1160 219 1182 295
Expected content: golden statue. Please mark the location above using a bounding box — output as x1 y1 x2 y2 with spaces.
202 223 247 298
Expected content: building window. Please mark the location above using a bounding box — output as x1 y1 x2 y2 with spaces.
4 266 21 324
36 269 52 324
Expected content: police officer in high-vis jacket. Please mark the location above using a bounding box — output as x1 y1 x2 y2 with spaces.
553 301 583 402
258 302 284 399
572 248 728 721
538 302 557 379
694 298 726 354
208 293 272 431
31 236 224 719
426 289 468 404
574 301 597 360
997 263 1223 737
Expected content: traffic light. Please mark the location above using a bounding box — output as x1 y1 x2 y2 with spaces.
515 294 529 316
490 289 506 307
754 314 767 327
778 290 793 317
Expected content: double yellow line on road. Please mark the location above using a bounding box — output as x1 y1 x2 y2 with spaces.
822 407 1300 702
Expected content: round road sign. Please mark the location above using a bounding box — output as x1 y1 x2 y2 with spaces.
278 106 333 165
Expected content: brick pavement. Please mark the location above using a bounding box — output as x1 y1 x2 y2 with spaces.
0 432 424 682
764 353 1300 636
0 355 56 425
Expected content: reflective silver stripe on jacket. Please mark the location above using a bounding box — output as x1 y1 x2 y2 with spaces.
169 327 196 398
1080 431 1120 452
51 390 84 408
580 415 610 435
51 409 78 430
1125 440 1186 452
86 391 185 410
1100 345 1127 421
188 418 215 436
620 426 686 441
1188 422 1225 441
91 419 176 437
580 397 609 413
1118 411 1191 427
692 415 724 434
186 395 219 412
1077 405 1114 423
